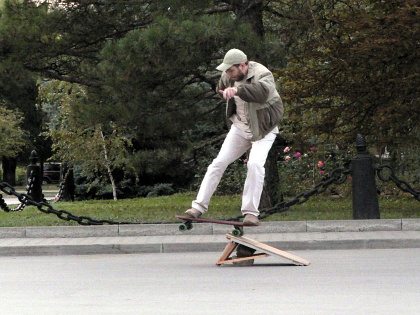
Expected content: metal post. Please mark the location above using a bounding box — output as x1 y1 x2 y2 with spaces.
351 135 380 219
26 150 43 202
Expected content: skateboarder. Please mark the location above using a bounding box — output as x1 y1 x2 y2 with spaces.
186 49 284 225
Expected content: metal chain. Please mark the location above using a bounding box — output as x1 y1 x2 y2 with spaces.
0 170 37 212
53 167 71 203
223 167 351 221
376 165 420 201
54 181 65 202
0 182 143 225
2 163 416 225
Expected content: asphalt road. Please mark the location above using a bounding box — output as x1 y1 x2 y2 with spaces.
1 248 419 314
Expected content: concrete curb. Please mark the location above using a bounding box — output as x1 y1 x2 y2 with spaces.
0 231 418 257
1 219 419 238
0 219 419 256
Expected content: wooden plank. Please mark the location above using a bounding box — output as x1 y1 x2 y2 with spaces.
216 241 237 266
226 234 310 266
217 253 269 265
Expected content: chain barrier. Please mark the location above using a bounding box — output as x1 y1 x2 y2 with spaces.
376 165 420 201
223 167 351 221
0 170 37 212
54 181 65 202
2 167 350 224
53 168 71 203
1 163 418 225
0 182 146 225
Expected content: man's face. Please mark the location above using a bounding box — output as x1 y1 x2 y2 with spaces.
226 63 246 81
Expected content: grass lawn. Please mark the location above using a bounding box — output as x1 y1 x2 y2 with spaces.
0 192 418 227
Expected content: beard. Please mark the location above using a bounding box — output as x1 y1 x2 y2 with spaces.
232 69 245 81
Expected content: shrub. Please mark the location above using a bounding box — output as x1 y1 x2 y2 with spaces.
16 166 27 186
277 145 352 198
146 183 175 197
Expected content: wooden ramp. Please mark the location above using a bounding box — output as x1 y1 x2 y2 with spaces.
216 234 310 266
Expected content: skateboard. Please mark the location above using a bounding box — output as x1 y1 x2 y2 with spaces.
175 215 258 236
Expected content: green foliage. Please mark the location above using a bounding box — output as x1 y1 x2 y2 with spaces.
89 13 253 190
216 161 248 195
2 0 418 201
192 157 248 196
1 0 153 85
96 14 238 122
15 165 26 186
280 0 419 147
0 62 41 158
277 143 353 197
0 105 26 158
40 80 133 199
375 144 420 195
146 183 175 198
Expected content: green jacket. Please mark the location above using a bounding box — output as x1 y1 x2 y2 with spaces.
217 61 284 141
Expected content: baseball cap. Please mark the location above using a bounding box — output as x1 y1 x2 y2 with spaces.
216 49 247 72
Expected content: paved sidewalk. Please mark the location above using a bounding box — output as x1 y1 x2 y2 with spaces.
0 219 419 256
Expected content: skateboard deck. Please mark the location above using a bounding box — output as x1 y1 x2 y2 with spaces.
175 215 258 236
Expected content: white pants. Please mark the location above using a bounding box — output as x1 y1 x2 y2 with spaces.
192 125 276 216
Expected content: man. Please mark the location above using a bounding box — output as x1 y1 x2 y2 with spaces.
185 49 284 225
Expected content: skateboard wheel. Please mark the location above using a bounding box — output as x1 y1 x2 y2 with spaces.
179 221 193 231
232 228 243 237
185 221 193 230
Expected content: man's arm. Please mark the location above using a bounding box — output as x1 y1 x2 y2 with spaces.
236 71 275 103
217 74 238 99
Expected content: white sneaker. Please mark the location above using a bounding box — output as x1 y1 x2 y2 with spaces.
243 214 259 226
185 208 202 218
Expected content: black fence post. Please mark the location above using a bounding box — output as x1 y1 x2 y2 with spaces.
351 134 380 219
27 150 43 202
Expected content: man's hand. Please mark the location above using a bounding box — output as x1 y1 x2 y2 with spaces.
219 87 238 100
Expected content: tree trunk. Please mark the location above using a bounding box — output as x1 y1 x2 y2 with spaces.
232 0 265 39
260 137 282 208
1 157 17 186
100 130 118 201
60 163 75 202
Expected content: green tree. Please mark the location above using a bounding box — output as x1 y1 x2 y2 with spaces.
280 0 419 147
40 80 132 200
0 105 26 159
3 0 417 201
0 61 41 184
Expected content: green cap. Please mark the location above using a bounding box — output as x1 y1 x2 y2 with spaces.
216 49 247 71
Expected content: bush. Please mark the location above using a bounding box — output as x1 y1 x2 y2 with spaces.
191 156 248 196
146 183 175 197
16 166 27 186
375 145 420 196
277 144 352 198
216 160 247 195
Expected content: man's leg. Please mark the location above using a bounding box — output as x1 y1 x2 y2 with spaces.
191 126 251 214
241 132 277 217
